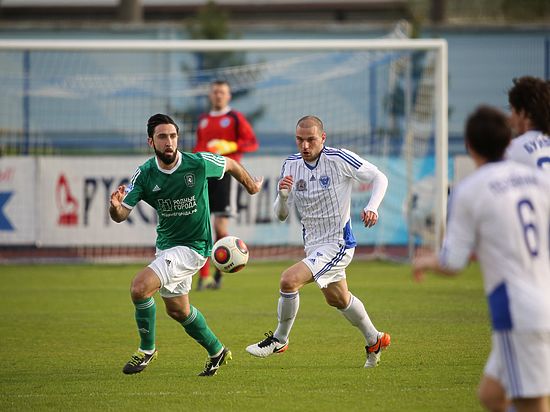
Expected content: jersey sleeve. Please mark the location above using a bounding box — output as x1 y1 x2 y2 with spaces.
235 112 259 154
197 152 226 180
438 184 475 271
338 148 380 182
122 166 144 209
193 115 209 153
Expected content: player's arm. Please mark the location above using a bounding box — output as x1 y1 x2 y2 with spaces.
109 185 132 223
274 175 293 221
412 186 472 282
224 157 263 195
412 251 459 282
361 169 388 227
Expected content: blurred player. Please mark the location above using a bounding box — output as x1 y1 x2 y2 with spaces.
245 115 391 368
193 80 259 290
506 76 550 171
413 106 550 412
109 114 262 376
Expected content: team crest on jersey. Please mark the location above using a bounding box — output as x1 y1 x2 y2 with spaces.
199 118 209 129
185 173 195 187
296 179 307 191
220 117 231 128
319 175 331 189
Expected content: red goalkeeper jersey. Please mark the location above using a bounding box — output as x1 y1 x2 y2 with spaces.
193 107 259 162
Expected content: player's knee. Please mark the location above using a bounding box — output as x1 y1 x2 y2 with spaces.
165 306 189 322
279 272 299 292
130 281 149 301
477 385 505 412
324 294 347 309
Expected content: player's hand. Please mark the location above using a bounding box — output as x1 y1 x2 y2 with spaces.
412 250 437 283
361 209 378 228
249 176 264 195
207 139 238 155
278 175 293 198
110 185 126 208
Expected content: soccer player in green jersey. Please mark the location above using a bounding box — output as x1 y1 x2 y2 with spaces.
109 113 262 376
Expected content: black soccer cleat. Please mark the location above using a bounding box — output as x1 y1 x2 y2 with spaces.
198 347 232 376
122 350 158 374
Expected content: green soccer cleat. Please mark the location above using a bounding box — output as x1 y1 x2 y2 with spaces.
122 350 158 374
198 347 232 376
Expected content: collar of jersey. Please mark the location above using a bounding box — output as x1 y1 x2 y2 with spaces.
209 106 232 116
155 151 182 174
303 147 324 170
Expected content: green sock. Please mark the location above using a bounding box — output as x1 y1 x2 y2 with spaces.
134 297 156 351
180 305 223 356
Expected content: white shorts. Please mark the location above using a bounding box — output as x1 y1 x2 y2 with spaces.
302 243 354 289
484 330 550 399
148 245 207 298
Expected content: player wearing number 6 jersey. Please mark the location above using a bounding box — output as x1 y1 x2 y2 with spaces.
506 76 550 172
246 115 391 368
413 106 550 412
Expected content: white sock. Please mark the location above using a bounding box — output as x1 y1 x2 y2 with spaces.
339 293 379 346
139 348 155 355
273 290 299 344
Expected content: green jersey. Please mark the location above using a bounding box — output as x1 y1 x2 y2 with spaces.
122 151 226 256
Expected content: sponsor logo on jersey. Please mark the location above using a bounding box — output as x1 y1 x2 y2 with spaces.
152 185 161 192
220 117 231 128
319 175 331 189
296 179 307 191
199 118 209 129
185 173 195 187
309 258 316 264
309 175 316 181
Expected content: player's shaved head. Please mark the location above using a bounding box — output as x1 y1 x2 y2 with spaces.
296 115 324 133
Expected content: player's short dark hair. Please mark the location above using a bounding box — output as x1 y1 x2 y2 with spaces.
508 76 550 135
465 106 511 162
296 115 324 133
147 113 179 138
210 79 231 90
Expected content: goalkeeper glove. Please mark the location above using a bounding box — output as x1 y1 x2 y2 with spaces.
206 139 238 155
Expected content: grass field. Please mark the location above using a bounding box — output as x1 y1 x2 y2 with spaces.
1 261 490 411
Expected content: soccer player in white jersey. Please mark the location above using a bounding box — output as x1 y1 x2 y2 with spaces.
246 115 391 368
413 106 550 412
109 114 262 376
506 76 550 171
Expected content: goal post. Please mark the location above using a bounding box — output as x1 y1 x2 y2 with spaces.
0 38 448 262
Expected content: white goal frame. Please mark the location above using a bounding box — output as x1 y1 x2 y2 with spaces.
0 38 448 252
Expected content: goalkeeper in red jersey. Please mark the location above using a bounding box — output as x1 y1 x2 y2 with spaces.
193 80 259 290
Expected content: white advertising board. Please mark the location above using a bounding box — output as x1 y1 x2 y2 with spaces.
37 156 157 246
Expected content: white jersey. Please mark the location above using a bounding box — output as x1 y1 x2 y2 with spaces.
440 160 550 332
505 130 550 172
278 146 386 250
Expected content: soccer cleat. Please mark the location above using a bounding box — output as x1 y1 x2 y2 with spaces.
122 349 158 374
364 332 391 368
245 331 288 358
198 347 232 376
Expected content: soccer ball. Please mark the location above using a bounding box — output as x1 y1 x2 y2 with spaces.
211 236 249 273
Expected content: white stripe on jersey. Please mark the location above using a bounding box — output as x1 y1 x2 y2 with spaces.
200 152 226 168
280 146 380 249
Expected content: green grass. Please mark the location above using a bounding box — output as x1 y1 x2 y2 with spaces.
0 261 489 411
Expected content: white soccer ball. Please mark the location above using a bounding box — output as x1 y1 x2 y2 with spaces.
211 236 249 273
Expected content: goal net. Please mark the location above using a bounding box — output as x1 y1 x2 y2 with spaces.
0 31 448 263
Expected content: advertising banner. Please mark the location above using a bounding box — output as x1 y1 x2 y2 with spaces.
0 157 36 244
37 156 157 246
